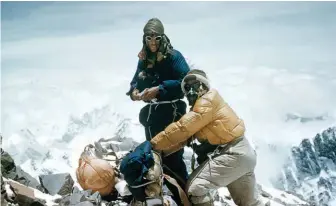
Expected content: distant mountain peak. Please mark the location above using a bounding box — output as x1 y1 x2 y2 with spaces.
273 126 336 205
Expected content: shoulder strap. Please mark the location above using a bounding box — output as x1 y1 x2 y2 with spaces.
163 174 191 206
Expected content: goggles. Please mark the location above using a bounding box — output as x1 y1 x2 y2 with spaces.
184 81 201 93
145 35 162 42
181 74 210 95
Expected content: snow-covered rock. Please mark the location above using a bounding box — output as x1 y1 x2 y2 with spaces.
272 126 336 206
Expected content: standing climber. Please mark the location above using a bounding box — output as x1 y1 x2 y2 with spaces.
126 17 190 205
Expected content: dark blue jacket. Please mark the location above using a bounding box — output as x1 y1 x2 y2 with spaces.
128 49 190 101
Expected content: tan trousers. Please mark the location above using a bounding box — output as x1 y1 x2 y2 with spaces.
185 136 263 206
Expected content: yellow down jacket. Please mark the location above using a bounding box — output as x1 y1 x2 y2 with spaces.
150 88 246 155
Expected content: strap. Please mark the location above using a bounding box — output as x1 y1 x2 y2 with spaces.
129 180 157 189
146 99 181 122
190 136 196 171
163 174 191 206
149 99 180 105
79 141 122 178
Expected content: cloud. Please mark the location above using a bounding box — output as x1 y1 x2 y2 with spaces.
2 2 336 73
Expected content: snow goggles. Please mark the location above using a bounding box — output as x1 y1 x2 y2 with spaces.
181 74 210 95
184 81 201 93
145 35 162 42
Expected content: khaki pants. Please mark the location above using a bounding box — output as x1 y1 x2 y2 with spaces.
186 136 263 206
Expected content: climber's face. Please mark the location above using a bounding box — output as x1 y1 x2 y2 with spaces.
145 34 162 53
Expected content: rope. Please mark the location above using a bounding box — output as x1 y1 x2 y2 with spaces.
146 99 180 122
129 180 157 189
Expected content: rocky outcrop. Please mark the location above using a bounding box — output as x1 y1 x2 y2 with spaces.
1 135 310 206
273 126 336 206
57 186 102 206
39 173 74 196
1 148 44 192
2 178 58 206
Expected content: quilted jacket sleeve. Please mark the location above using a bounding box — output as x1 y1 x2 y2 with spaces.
150 97 214 151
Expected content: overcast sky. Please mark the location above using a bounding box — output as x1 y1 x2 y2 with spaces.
2 1 336 73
